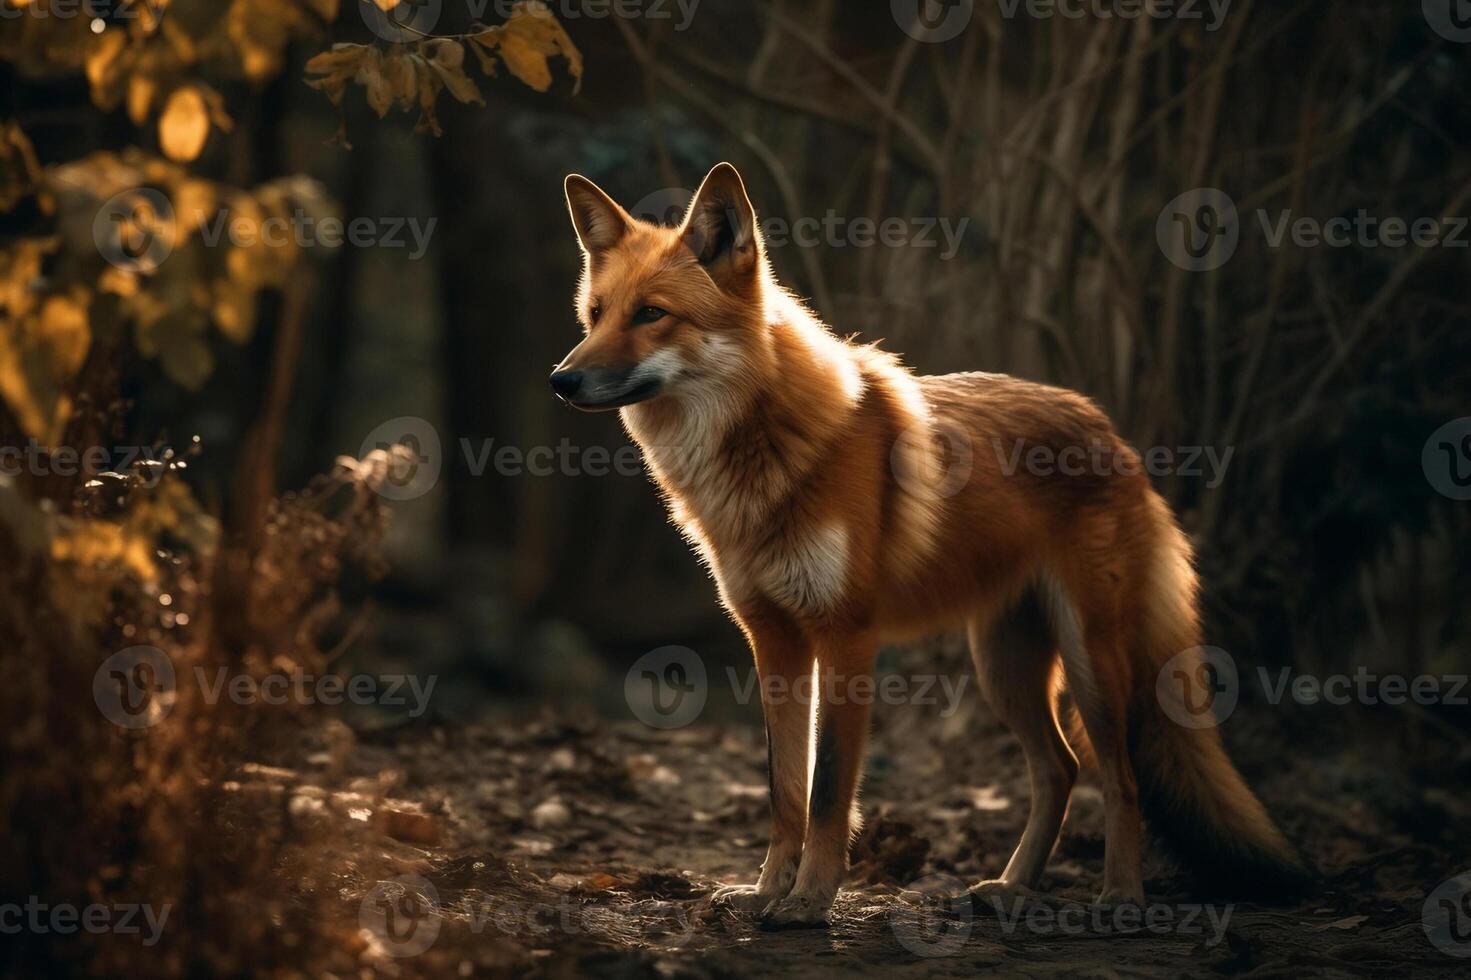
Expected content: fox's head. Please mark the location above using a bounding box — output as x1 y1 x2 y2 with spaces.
551 163 768 412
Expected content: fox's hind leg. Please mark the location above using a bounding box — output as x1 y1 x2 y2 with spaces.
1042 569 1147 905
966 588 1079 905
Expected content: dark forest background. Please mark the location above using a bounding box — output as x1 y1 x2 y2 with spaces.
9 1 1470 713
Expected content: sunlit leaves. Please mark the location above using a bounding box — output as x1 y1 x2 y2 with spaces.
0 150 334 411
0 288 91 445
0 124 49 215
306 42 481 135
306 1 579 137
159 86 210 162
4 0 326 126
0 464 221 617
469 0 583 94
0 240 82 445
154 84 232 162
0 0 573 448
49 518 159 587
224 0 331 82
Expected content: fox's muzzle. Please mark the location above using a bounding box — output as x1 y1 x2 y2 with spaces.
549 364 662 411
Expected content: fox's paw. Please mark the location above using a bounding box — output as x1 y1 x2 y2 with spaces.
1093 887 1146 909
709 884 778 914
759 890 834 929
967 879 1041 915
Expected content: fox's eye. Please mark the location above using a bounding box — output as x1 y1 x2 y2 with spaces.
589 304 602 323
632 306 667 326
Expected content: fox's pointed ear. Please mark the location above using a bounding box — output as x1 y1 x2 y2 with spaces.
680 163 758 282
565 174 632 255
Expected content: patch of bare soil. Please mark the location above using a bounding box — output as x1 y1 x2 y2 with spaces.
249 647 1471 979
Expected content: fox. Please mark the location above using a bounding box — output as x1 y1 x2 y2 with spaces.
550 162 1308 926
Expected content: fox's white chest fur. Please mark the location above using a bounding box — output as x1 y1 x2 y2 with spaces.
623 320 943 619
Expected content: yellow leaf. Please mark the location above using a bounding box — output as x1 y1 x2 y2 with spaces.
137 311 212 390
425 41 483 106
470 2 583 94
40 294 91 377
0 126 49 219
384 46 418 109
356 46 393 118
300 0 340 19
0 238 52 321
213 280 257 344
0 287 90 444
50 520 157 585
85 30 128 108
305 43 369 107
172 178 217 236
160 334 212 390
159 86 210 163
127 73 156 126
0 341 66 445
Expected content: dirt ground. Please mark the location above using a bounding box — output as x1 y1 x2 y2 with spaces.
253 643 1471 979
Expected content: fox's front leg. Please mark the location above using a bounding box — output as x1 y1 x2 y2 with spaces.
711 616 814 913
762 629 877 927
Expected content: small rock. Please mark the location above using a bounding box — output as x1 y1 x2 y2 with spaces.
531 799 571 829
374 802 441 845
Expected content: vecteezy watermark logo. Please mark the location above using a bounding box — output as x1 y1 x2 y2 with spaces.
462 436 647 478
94 188 175 273
989 895 1234 944
195 209 437 258
1158 650 1467 726
1424 872 1471 957
360 875 441 958
460 892 696 943
994 0 1232 31
360 416 443 501
991 438 1235 488
627 186 969 258
625 645 707 729
1257 666 1467 708
1158 188 1240 272
0 0 167 24
630 186 695 227
893 0 973 42
1424 417 1471 501
727 666 968 716
1164 189 1470 270
1156 646 1239 729
1 440 176 486
891 421 975 499
0 897 171 946
94 646 439 729
890 873 974 957
94 645 177 730
359 0 442 42
1424 0 1471 43
95 189 437 268
1255 210 1470 250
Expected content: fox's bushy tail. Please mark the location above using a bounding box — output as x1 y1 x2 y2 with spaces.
1127 493 1312 898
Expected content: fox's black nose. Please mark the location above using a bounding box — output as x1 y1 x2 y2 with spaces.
549 369 584 399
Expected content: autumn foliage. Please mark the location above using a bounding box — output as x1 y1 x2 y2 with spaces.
0 0 578 973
